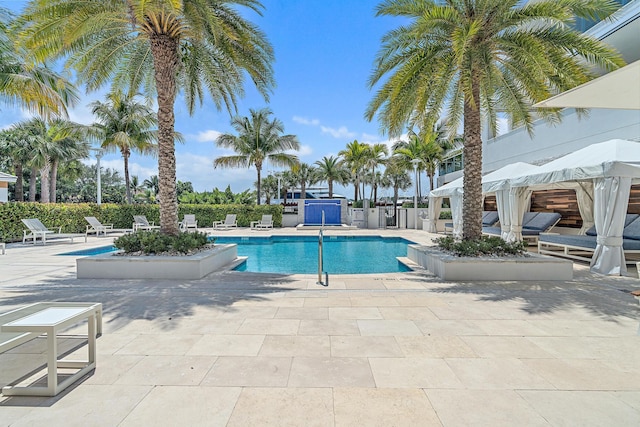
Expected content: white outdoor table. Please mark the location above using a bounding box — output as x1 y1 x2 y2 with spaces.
1 306 98 396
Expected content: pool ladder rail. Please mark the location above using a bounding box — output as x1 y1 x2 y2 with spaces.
317 211 328 287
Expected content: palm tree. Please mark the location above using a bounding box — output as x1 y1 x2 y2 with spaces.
366 0 623 240
338 140 368 202
0 128 32 201
0 7 78 119
259 174 278 205
291 163 318 200
383 156 412 210
20 0 274 235
214 108 300 205
144 175 160 197
392 129 443 198
46 120 89 202
315 156 349 198
130 175 143 197
364 143 388 201
88 91 158 204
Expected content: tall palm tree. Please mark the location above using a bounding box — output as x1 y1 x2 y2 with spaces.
338 140 369 202
315 155 349 198
291 163 318 201
214 108 300 204
46 120 89 202
144 175 160 197
365 143 389 201
0 7 78 119
259 174 278 205
366 0 623 240
88 91 158 204
383 156 412 209
393 129 443 198
0 128 32 201
20 0 274 235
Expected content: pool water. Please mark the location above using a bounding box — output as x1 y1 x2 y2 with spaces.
58 246 118 256
212 235 413 274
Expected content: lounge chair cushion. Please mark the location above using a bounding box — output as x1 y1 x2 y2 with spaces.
623 216 640 241
539 233 640 251
586 213 640 236
523 212 561 231
482 211 499 227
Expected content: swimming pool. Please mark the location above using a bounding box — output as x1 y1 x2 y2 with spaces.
59 246 118 256
212 235 413 274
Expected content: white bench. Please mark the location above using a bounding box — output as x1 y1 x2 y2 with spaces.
0 302 102 396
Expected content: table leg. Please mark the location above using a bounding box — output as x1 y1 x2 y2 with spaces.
47 328 57 395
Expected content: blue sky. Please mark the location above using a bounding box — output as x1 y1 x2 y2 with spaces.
1 0 414 198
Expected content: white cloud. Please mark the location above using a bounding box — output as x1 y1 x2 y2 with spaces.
360 133 407 152
177 152 256 192
289 144 313 157
320 125 356 139
361 133 380 141
293 116 320 126
96 158 157 180
192 129 222 143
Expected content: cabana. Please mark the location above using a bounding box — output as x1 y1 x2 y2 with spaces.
510 139 640 275
428 162 539 239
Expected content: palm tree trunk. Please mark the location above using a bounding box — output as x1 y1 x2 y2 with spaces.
328 179 333 198
150 34 180 235
256 166 262 205
462 75 483 240
124 151 132 204
40 160 51 203
29 167 37 202
428 173 434 195
301 181 306 200
49 158 59 203
14 163 24 201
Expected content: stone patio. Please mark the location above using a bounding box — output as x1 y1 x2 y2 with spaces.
0 228 639 426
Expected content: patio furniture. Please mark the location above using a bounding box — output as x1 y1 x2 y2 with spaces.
21 219 86 245
251 214 273 230
84 216 114 237
180 214 198 231
1 242 4 255
133 215 161 232
483 212 561 244
445 211 499 234
213 214 237 230
0 302 102 397
538 214 640 264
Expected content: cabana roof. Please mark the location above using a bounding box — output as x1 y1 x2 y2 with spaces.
0 172 17 183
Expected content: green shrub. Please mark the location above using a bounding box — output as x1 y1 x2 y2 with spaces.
438 210 453 219
435 235 527 257
114 230 211 254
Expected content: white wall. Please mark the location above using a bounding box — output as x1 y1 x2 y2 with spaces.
0 187 7 203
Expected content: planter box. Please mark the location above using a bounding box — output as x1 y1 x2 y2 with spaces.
77 244 237 280
408 245 573 281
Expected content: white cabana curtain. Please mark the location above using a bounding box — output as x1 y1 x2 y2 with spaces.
590 176 631 275
507 187 533 243
575 182 595 234
450 191 463 239
427 196 442 233
494 190 511 240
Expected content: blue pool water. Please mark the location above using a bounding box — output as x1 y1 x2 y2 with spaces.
212 235 413 274
58 246 118 256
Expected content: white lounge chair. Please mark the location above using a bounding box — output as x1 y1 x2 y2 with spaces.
84 216 114 237
180 214 198 231
213 214 237 230
133 215 161 231
21 218 85 244
251 214 273 230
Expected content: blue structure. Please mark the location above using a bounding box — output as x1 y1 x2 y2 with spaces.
304 199 341 225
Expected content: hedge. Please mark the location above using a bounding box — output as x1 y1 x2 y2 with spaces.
0 202 283 242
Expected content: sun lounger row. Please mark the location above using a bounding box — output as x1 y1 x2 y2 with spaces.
483 212 561 244
21 219 86 245
538 213 640 264
444 211 499 234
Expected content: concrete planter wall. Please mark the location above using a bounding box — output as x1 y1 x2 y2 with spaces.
77 244 238 280
408 245 573 281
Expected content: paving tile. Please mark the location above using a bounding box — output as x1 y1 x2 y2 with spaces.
460 336 553 358
349 296 399 307
614 391 640 411
334 388 441 426
10 385 152 427
259 335 331 357
275 307 328 319
114 333 203 356
236 318 300 335
474 319 549 336
217 306 278 319
357 319 423 336
288 357 375 388
523 358 640 390
114 355 216 386
414 319 488 336
298 319 361 336
120 386 241 426
227 387 334 427
82 354 144 385
330 336 403 357
369 357 463 388
186 334 265 356
378 306 438 320
201 356 291 387
445 358 554 390
425 389 550 427
518 390 640 427
328 307 383 320
303 297 352 307
395 336 477 358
